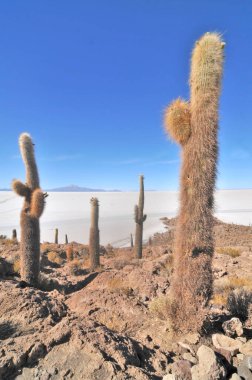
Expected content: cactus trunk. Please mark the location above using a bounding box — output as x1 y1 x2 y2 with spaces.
12 133 47 286
164 33 225 332
134 175 147 259
89 197 100 270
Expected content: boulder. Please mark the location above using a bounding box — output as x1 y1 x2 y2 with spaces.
212 334 243 362
191 345 226 380
222 318 243 337
237 364 252 380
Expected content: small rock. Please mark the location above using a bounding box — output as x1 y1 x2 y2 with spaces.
178 341 195 355
182 352 197 365
222 318 243 337
191 345 226 380
237 364 252 380
240 340 252 356
172 360 192 380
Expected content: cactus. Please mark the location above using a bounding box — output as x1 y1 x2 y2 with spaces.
66 245 74 262
54 228 58 244
12 133 47 286
65 234 68 244
12 229 17 241
164 33 225 331
130 233 133 248
134 175 147 259
89 197 100 270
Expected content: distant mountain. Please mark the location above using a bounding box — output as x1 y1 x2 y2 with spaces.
47 185 121 192
0 185 121 192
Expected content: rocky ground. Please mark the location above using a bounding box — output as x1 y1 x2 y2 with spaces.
0 218 252 379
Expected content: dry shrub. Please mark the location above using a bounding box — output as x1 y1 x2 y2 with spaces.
68 258 84 276
149 295 172 320
227 289 252 321
47 251 63 265
216 247 241 257
66 246 74 262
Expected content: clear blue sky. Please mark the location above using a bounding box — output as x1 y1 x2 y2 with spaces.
0 0 251 190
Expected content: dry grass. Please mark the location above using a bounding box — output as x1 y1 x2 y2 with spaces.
107 277 132 296
212 275 252 307
13 257 21 274
97 311 126 333
211 293 228 306
149 295 172 321
47 251 63 265
216 247 241 258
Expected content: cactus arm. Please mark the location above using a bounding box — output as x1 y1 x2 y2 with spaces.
12 179 30 198
30 188 46 218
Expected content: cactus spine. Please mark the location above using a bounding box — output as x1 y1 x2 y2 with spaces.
134 175 147 259
164 33 225 331
89 197 100 270
54 228 58 244
12 133 47 286
65 234 68 244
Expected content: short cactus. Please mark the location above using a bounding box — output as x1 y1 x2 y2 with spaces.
12 229 17 241
130 233 133 248
164 33 225 332
89 197 100 270
134 175 147 259
12 133 47 286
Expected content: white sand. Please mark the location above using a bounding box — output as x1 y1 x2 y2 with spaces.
0 190 251 246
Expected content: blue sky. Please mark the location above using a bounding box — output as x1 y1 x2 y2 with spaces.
0 0 251 190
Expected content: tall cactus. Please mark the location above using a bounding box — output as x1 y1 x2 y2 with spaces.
89 197 100 270
134 175 147 259
164 33 225 331
12 133 47 286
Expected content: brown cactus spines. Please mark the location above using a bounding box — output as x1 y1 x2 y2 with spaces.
164 33 225 332
134 175 147 259
12 133 47 286
54 228 58 244
89 197 100 270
